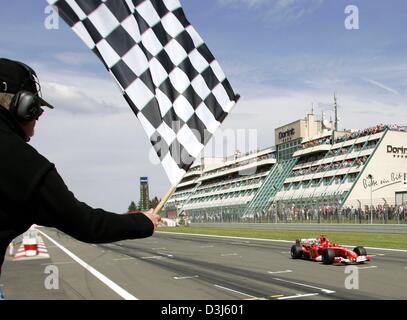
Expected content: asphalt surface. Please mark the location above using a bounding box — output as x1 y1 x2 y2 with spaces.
1 227 407 300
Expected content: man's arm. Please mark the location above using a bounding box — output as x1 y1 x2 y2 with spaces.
31 169 159 244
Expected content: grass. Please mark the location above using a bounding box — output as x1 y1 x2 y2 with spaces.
158 227 407 250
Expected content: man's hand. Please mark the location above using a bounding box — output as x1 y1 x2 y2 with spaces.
142 209 162 231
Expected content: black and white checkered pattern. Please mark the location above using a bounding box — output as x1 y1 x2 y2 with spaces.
49 0 237 186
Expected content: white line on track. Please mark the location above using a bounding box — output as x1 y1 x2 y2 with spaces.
359 246 407 253
273 278 335 294
152 247 166 250
357 266 377 270
158 232 407 253
157 252 174 257
158 231 292 244
173 276 199 280
369 254 385 257
221 253 238 257
268 270 293 274
199 245 214 248
40 261 76 266
37 229 138 300
113 257 137 261
228 241 251 245
278 293 319 300
141 256 165 260
213 285 256 298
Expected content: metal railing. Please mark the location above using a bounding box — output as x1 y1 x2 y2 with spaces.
184 198 407 224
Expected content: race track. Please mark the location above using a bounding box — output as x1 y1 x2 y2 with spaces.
2 228 406 300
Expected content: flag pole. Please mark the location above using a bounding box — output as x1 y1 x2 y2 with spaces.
153 95 240 216
154 185 177 215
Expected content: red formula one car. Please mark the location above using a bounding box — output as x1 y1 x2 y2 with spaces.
290 235 370 265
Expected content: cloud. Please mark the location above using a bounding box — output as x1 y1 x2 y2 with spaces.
54 52 95 66
42 82 125 114
218 0 270 8
213 89 407 150
217 0 325 23
31 110 164 213
29 62 130 115
228 52 407 105
362 78 399 95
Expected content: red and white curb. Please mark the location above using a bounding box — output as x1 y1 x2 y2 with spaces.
13 236 50 261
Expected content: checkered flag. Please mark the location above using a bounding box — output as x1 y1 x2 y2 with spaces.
48 0 238 186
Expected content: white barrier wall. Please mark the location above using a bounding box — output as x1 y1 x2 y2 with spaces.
161 218 178 227
345 130 407 207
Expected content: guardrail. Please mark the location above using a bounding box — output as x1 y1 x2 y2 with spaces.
190 222 407 234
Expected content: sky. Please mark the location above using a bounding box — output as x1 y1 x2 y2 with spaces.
1 0 406 212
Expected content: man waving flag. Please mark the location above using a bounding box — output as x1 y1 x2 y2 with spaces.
47 0 238 210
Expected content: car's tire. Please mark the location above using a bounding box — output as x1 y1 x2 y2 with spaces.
291 245 303 259
353 246 367 256
322 248 335 264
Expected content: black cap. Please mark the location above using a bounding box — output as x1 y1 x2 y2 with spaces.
0 58 54 109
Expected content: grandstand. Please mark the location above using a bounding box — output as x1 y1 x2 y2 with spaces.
165 148 277 221
163 111 407 223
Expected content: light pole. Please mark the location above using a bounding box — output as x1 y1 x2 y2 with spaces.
367 174 373 224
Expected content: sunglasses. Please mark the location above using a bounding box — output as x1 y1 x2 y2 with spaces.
35 107 44 120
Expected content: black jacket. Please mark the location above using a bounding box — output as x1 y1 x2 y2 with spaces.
0 106 154 271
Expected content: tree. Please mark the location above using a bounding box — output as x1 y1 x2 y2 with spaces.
128 201 137 213
150 197 160 209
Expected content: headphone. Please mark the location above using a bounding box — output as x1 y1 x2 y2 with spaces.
9 62 43 122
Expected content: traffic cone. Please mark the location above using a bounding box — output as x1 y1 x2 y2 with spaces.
23 237 38 257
